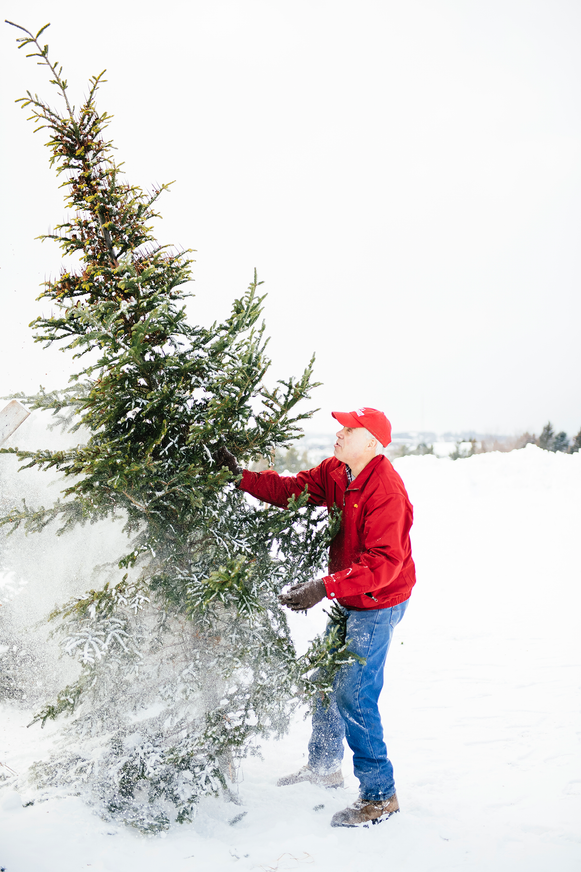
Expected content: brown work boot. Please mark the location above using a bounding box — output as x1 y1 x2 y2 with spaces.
277 765 344 789
330 793 399 827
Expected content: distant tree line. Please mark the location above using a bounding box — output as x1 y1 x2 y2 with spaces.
256 423 581 469
535 422 581 453
389 422 581 461
481 422 581 455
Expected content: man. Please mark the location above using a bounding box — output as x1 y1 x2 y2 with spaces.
220 407 415 828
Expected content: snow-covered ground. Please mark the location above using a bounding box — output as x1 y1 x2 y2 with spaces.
1 444 580 871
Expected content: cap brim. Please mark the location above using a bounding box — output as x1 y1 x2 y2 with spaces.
331 411 364 428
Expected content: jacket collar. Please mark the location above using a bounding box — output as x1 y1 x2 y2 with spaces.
329 454 385 491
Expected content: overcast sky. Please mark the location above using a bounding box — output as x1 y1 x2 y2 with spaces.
1 0 580 437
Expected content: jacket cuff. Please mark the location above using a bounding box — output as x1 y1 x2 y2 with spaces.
322 575 338 600
238 469 252 491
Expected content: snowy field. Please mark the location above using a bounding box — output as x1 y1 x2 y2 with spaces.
1 444 580 871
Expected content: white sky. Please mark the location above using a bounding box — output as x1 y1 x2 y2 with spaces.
1 0 580 437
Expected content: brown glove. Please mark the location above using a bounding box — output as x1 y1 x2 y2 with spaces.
278 578 326 612
214 445 242 477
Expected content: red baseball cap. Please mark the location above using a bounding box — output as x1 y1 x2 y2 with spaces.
331 407 392 447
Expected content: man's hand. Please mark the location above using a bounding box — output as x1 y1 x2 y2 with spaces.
214 445 242 477
278 578 326 612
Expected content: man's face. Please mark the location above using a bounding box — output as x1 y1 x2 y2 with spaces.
334 426 374 469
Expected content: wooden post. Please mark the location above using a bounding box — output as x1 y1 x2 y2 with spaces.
0 400 30 447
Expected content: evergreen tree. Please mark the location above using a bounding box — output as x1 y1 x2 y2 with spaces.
537 422 555 451
569 428 581 454
273 445 312 473
2 23 351 831
552 431 569 453
449 439 476 460
412 442 434 456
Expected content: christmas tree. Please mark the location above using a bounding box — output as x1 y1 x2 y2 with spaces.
1 22 350 831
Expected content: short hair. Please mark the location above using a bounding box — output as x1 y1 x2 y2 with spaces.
362 428 384 455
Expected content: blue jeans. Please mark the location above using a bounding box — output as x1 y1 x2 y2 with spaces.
308 599 409 801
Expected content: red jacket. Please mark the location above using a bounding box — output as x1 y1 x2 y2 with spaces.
239 455 416 610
